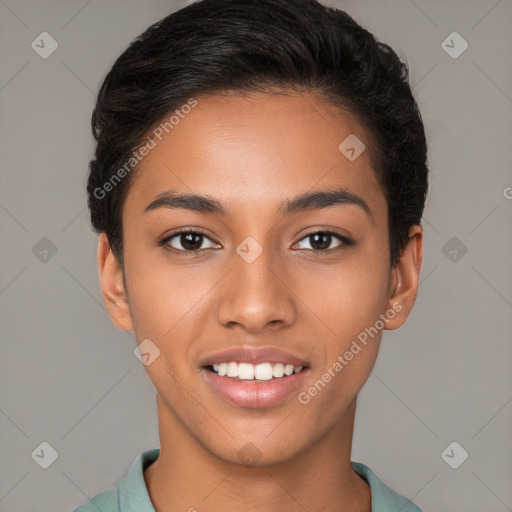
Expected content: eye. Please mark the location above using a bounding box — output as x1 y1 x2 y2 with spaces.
159 229 220 255
159 228 353 256
294 230 353 253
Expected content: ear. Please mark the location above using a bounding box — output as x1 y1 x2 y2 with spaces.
383 225 423 331
97 232 133 331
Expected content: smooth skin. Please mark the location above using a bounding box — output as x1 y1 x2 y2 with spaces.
97 89 423 512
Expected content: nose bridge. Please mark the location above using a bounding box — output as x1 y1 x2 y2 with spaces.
236 239 278 291
216 236 296 330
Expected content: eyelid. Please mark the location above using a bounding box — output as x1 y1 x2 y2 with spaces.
293 229 354 251
158 228 221 253
159 227 354 256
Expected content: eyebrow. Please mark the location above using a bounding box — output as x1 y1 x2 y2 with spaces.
144 187 373 221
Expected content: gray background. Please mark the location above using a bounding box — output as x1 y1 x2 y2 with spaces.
1 1 511 511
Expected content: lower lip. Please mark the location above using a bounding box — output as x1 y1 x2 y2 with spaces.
201 367 309 408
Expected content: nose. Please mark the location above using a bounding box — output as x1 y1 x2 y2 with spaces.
215 244 297 333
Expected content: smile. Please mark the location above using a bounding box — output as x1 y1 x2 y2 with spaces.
210 361 304 381
201 364 310 408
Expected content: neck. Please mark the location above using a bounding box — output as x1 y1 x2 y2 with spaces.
144 393 371 512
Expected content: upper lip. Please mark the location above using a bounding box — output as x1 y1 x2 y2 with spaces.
200 345 309 368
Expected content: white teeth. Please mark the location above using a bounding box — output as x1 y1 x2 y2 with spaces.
284 364 294 376
254 363 273 380
218 363 227 376
237 363 255 380
226 361 238 378
209 361 304 380
272 363 284 378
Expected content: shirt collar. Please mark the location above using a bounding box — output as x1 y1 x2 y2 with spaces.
118 448 159 512
351 460 422 511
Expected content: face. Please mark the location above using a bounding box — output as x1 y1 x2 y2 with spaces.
98 90 422 466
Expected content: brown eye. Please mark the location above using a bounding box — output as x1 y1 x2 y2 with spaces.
295 230 353 253
176 232 204 251
160 230 220 254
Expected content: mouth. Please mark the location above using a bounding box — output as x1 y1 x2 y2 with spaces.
200 363 311 408
203 362 310 381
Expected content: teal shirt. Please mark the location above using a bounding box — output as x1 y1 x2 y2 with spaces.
73 448 423 512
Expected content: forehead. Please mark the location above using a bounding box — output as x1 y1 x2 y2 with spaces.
125 90 385 217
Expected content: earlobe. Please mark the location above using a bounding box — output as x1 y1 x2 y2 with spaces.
384 225 423 331
97 232 134 331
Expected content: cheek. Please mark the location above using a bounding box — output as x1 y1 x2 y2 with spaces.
294 262 386 419
124 245 205 333
290 247 390 397
295 253 389 335
123 246 218 380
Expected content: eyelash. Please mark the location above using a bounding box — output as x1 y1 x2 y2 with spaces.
158 228 354 256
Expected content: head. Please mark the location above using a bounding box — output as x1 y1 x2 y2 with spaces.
89 0 427 465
